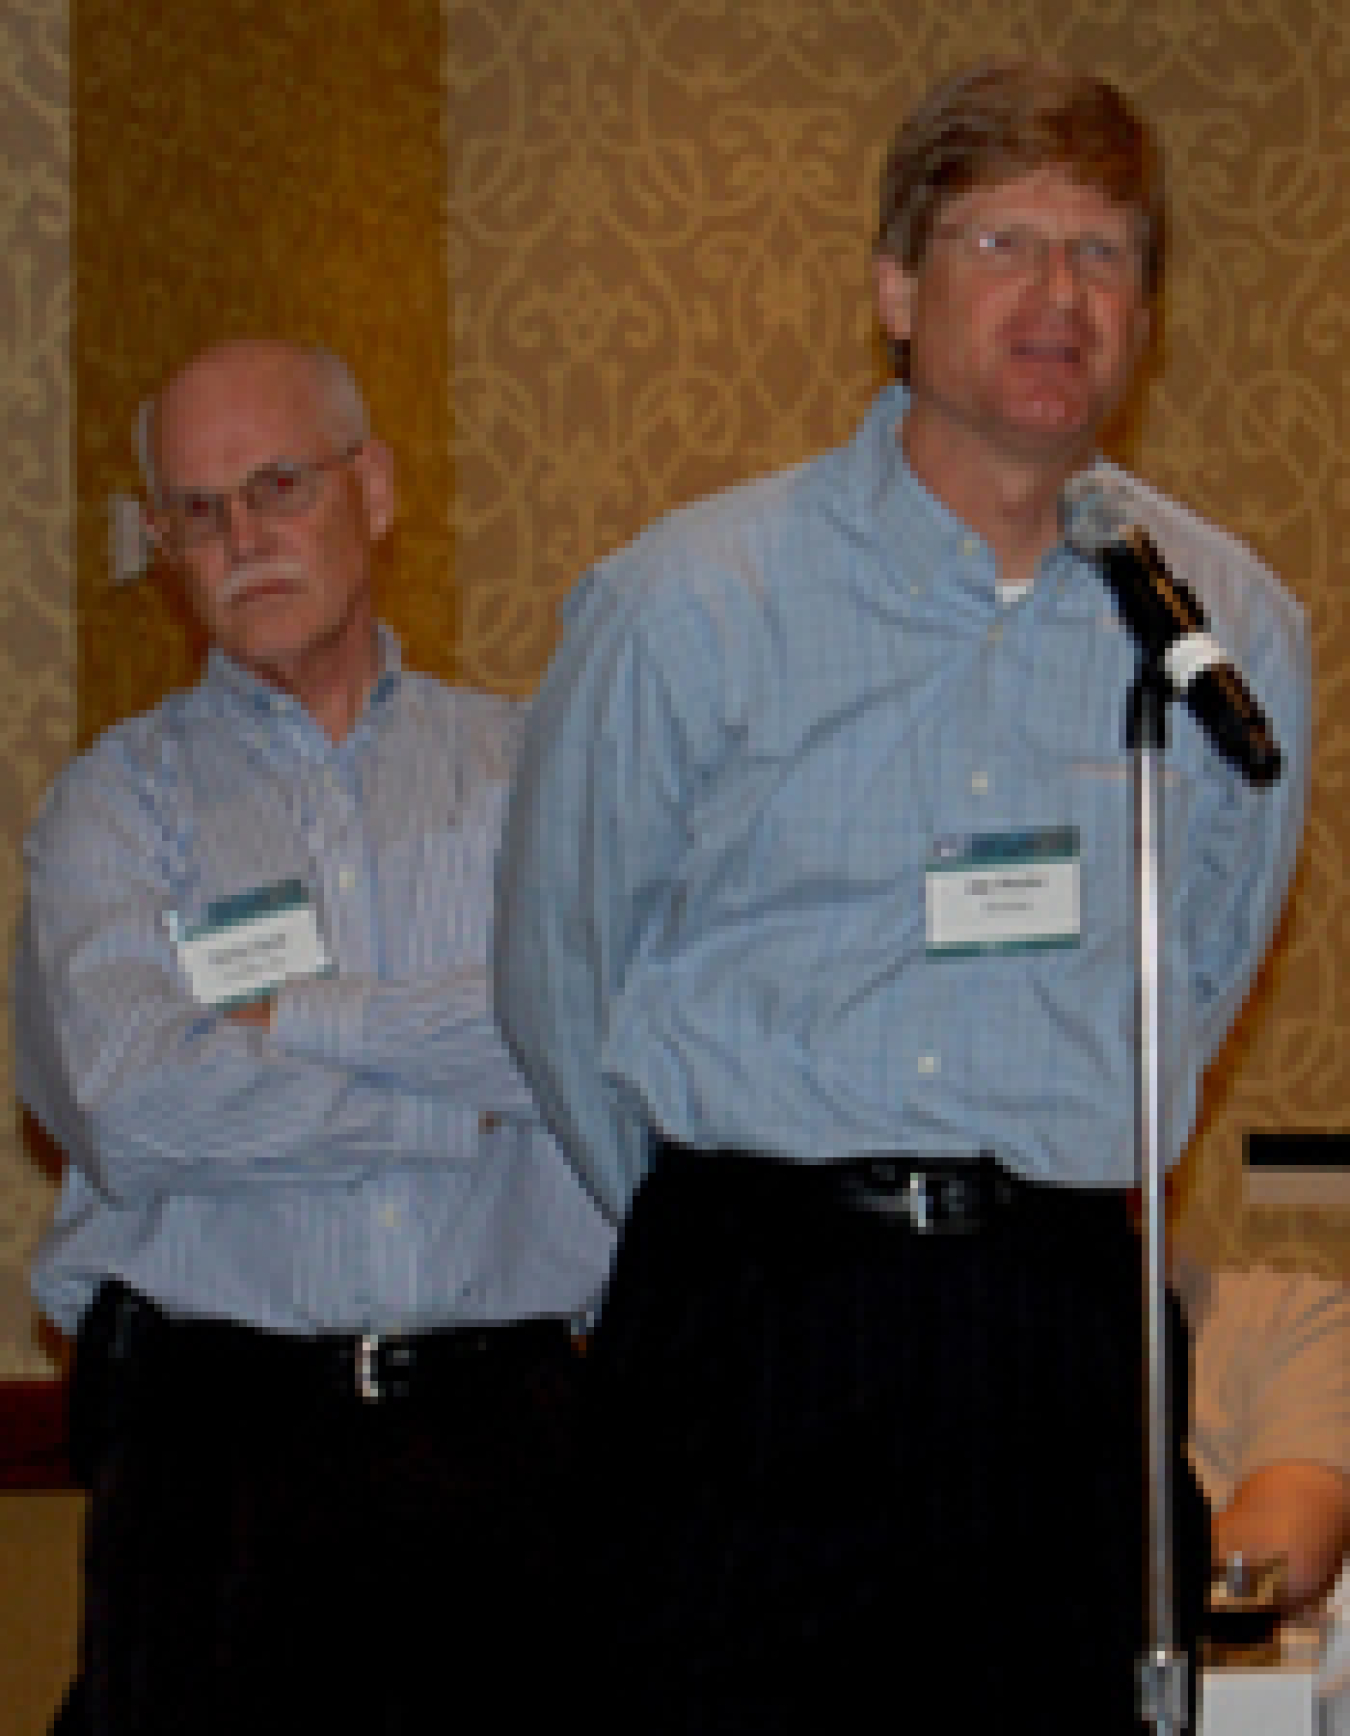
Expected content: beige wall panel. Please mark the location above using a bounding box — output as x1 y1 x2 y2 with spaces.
1 0 72 1376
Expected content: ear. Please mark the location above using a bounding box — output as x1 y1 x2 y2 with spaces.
874 254 917 346
353 438 396 542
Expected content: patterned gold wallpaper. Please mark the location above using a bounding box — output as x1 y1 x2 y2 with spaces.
2 0 1349 1372
1 0 72 1377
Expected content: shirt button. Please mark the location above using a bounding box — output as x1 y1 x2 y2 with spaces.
962 536 980 557
987 623 1002 645
338 867 357 892
917 1053 940 1076
378 1204 401 1230
971 770 990 795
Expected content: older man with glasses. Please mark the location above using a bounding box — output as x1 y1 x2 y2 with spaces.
15 338 614 1735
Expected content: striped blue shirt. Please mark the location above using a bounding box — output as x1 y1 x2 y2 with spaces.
495 383 1311 1221
17 631 616 1334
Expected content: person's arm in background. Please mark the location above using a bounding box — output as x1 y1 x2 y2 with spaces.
1198 1268 1350 1615
1213 1462 1350 1614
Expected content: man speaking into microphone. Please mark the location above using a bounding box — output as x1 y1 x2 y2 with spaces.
496 60 1311 1735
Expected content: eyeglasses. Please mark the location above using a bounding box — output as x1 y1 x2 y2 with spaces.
931 222 1140 289
156 442 364 548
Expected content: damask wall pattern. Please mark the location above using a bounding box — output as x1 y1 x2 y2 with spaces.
447 0 1350 1273
0 0 71 1377
2 0 1349 1375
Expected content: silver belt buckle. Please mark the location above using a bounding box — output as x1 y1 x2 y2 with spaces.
905 1170 934 1233
357 1333 381 1402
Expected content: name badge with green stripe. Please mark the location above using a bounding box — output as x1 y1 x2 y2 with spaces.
926 827 1080 956
167 879 330 1008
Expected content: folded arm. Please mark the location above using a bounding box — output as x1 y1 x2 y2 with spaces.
15 753 521 1207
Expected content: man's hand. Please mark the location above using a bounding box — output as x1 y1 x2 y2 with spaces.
225 997 274 1030
1214 1462 1350 1614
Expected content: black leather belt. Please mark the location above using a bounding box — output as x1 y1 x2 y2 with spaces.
313 1322 570 1403
91 1281 571 1406
828 1151 1021 1232
654 1139 1034 1237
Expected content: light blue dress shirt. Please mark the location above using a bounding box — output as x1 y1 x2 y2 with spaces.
495 383 1311 1222
17 631 615 1334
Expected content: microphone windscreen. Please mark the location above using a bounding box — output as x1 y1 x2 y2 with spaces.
1060 472 1134 559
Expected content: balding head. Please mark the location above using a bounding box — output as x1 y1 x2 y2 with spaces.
141 340 370 501
141 338 395 742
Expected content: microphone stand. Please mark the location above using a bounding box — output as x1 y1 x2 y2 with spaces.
1129 662 1189 1735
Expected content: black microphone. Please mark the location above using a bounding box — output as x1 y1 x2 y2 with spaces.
1061 476 1282 787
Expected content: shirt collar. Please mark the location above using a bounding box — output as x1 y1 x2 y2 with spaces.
849 380 1112 611
846 383 985 589
205 622 404 727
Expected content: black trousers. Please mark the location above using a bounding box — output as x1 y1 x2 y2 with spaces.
65 1285 581 1736
580 1144 1210 1735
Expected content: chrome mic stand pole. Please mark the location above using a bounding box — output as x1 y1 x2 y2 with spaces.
1130 666 1189 1736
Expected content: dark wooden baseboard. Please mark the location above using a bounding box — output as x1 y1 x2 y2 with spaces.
0 1380 73 1489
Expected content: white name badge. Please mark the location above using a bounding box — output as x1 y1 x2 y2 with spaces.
926 828 1080 956
168 879 330 1008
